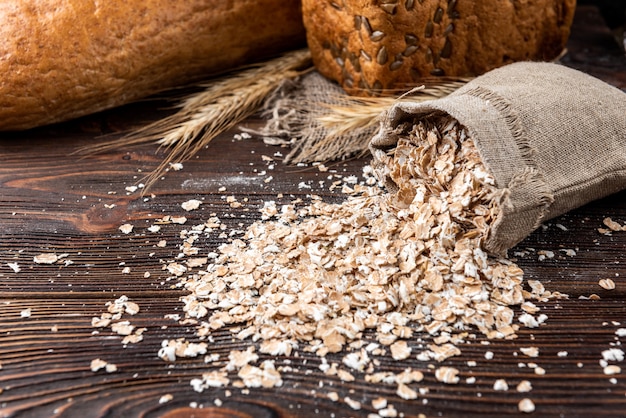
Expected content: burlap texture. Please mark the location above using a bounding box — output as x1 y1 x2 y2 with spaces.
254 72 376 163
370 62 626 255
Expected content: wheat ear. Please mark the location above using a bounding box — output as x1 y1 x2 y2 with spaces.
79 49 312 189
318 80 470 137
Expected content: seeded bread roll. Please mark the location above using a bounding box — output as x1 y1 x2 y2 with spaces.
302 0 576 96
0 1 306 131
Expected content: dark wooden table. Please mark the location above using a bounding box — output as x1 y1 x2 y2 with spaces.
1 6 625 418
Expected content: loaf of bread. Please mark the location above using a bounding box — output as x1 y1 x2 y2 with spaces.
302 0 576 96
0 1 306 131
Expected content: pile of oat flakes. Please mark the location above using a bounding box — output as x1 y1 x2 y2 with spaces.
148 119 568 413
84 120 626 415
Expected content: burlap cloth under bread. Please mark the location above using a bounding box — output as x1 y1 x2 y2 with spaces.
370 62 626 255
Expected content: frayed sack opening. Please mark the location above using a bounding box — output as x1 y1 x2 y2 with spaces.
371 62 626 255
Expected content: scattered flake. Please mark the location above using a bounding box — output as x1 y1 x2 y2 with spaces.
238 360 283 388
90 358 116 373
379 406 400 417
337 369 355 382
166 262 187 277
372 397 388 410
603 217 626 232
33 253 58 264
111 321 135 336
521 302 540 314
159 394 174 404
90 358 108 372
517 380 533 393
124 301 140 316
226 195 242 208
20 308 31 318
389 341 412 361
158 339 208 362
396 383 418 400
241 132 252 139
599 278 616 290
119 224 134 234
342 350 370 372
186 258 208 268
7 262 20 273
122 330 145 345
520 347 539 358
395 369 424 385
602 348 625 362
107 295 140 316
148 225 161 233
557 351 568 358
226 347 259 371
191 370 230 392
616 328 626 337
493 379 509 391
537 250 554 261
182 199 203 211
518 398 535 413
604 365 622 375
428 343 461 362
435 367 460 384
327 392 339 402
344 397 362 410
91 316 111 328
169 162 184 171
518 313 543 328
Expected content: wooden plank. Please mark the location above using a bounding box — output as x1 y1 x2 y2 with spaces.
1 5 626 418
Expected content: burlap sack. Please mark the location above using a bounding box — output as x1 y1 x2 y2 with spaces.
370 62 626 255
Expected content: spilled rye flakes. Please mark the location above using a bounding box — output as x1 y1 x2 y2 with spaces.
163 119 564 402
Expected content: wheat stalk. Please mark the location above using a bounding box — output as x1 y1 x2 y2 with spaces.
317 80 470 137
79 49 312 189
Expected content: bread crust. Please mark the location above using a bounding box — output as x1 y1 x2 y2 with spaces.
303 0 576 96
0 1 305 130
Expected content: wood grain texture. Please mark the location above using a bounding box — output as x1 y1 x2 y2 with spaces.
1 5 626 418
